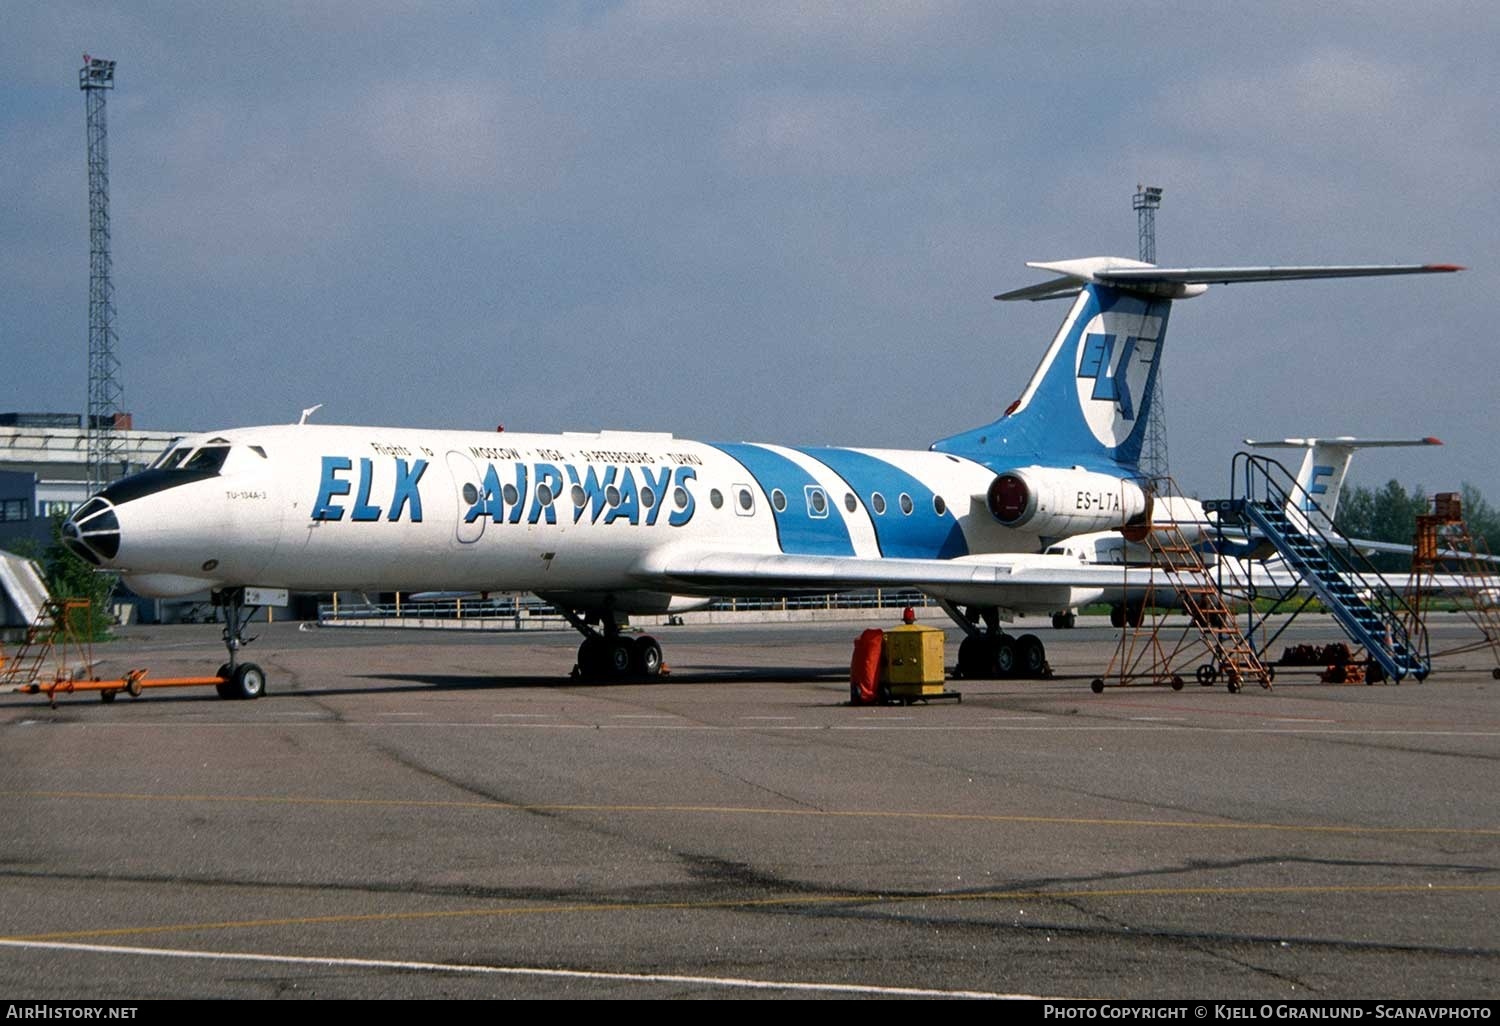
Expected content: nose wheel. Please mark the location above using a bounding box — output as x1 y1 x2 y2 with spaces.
212 588 267 700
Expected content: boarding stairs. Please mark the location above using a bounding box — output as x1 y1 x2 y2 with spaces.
1224 454 1428 682
1094 478 1272 692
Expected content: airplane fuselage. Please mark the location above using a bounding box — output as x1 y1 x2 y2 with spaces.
75 423 1115 611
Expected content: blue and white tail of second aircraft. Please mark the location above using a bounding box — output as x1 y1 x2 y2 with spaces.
930 257 1460 476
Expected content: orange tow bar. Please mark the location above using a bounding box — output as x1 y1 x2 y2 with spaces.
15 669 228 708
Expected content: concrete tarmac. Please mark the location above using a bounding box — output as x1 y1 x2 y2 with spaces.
1 615 1497 999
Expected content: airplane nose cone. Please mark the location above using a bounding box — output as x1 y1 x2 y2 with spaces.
63 497 121 566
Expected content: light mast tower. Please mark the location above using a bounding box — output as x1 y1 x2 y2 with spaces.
80 54 125 495
1133 184 1168 479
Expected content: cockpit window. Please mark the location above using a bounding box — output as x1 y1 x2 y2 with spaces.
181 446 231 474
151 446 188 471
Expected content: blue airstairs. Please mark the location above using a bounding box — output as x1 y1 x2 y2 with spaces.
1221 454 1429 682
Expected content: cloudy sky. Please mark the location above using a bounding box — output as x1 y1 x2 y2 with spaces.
3 3 1495 500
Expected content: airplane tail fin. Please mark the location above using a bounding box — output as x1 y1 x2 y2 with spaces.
930 259 1461 475
1244 435 1443 532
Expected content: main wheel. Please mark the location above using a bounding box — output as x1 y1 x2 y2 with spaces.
632 635 663 677
1016 634 1046 677
993 637 1017 678
956 636 986 679
227 662 266 700
577 637 605 679
1090 678 1105 694
605 638 634 677
1109 605 1126 628
1063 611 1077 629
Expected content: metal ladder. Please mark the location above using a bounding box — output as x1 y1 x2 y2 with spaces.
1094 477 1272 692
1403 493 1500 677
0 600 94 689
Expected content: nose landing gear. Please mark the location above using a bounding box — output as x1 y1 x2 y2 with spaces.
212 587 266 700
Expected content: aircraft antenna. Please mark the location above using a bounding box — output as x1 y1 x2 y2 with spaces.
1133 184 1169 479
80 54 125 495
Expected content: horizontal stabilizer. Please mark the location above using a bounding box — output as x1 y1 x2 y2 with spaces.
1245 436 1443 449
997 258 1462 302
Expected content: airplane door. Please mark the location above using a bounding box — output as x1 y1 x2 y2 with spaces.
446 451 485 544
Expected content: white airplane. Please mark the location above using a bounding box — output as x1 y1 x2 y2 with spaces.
60 256 1460 697
1042 435 1444 627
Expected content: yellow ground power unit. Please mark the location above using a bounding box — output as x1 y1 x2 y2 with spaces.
881 624 947 694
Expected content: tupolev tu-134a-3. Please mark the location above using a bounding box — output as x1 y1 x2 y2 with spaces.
62 256 1460 698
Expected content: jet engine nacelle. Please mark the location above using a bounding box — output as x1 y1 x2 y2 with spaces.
985 467 1148 537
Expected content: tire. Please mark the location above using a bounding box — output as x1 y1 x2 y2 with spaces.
993 637 1016 678
1110 605 1125 629
956 636 985 679
228 662 266 700
100 690 116 703
1171 675 1184 691
1063 612 1077 629
606 639 634 677
632 636 663 677
1090 678 1105 694
577 637 606 679
1016 634 1046 677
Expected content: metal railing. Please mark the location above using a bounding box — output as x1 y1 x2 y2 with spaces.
317 589 939 629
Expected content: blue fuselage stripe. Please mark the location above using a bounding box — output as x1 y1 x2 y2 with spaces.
706 443 856 557
796 447 968 559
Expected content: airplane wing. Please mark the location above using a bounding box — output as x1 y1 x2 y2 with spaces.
644 547 1487 606
647 548 1192 593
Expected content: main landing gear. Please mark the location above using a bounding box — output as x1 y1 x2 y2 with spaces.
942 601 1052 680
560 608 665 682
212 587 266 700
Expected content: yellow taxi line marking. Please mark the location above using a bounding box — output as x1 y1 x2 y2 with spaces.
4 789 1497 836
9 883 1498 944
